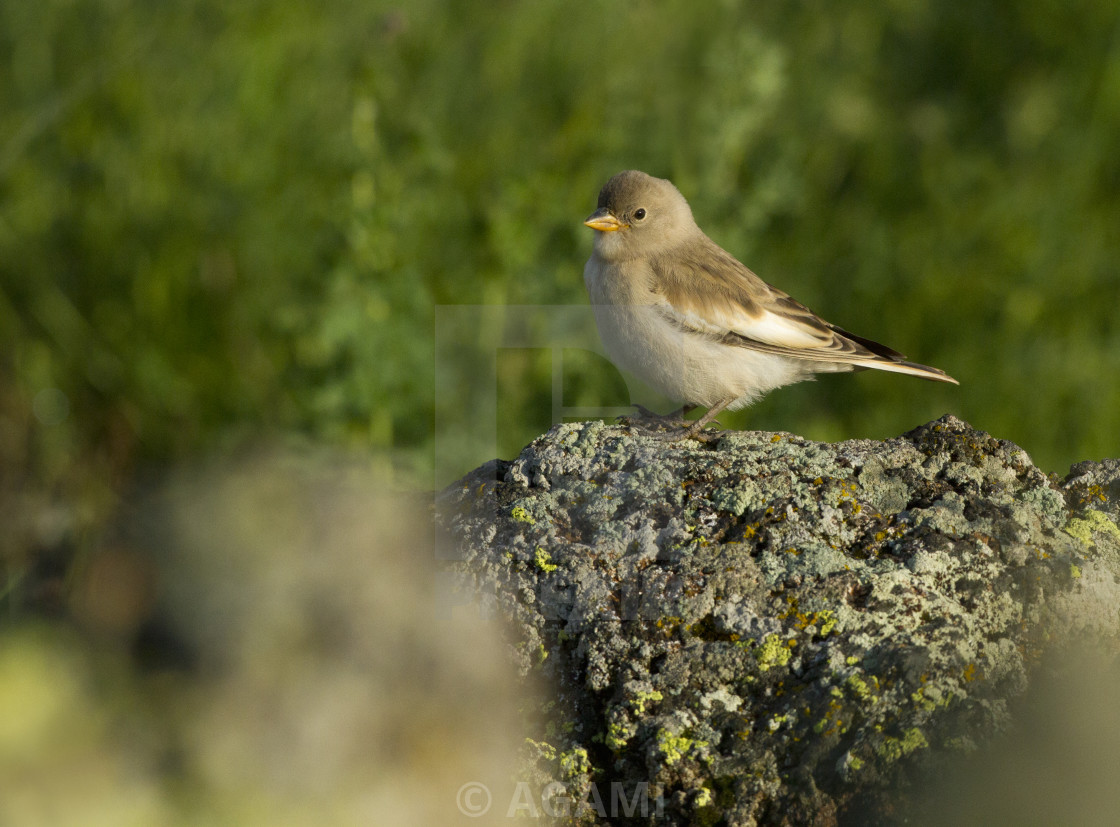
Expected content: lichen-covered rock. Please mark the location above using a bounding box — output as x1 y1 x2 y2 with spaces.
435 415 1120 825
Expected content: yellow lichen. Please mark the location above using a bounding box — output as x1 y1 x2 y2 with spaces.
877 728 928 763
631 690 663 715
754 634 793 671
534 547 558 572
511 506 536 525
656 729 708 765
1065 510 1120 546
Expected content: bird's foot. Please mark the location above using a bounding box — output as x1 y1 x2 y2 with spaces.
631 399 734 443
648 418 724 443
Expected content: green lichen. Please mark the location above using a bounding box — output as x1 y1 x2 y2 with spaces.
877 728 929 763
818 610 838 636
1071 563 1082 579
605 718 634 751
911 685 952 712
710 483 762 517
511 506 536 525
1064 510 1120 546
754 633 793 672
657 729 708 765
525 738 558 761
845 673 876 703
911 689 936 712
559 747 590 777
534 547 558 572
631 690 663 715
849 755 864 771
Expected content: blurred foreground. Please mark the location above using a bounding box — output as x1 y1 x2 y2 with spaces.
0 452 528 826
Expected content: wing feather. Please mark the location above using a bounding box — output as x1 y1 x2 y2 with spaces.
649 236 958 384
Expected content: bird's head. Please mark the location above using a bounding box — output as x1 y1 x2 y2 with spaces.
584 170 698 262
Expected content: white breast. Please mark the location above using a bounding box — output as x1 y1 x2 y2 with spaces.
584 256 810 409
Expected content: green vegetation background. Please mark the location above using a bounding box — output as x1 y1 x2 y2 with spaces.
1 3 1119 818
3 0 1119 516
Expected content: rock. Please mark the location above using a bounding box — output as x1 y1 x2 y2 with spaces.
435 415 1120 825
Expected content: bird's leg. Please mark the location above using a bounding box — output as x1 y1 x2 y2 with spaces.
632 403 693 422
619 404 695 430
652 398 733 442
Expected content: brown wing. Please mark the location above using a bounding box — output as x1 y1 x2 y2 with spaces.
648 235 958 383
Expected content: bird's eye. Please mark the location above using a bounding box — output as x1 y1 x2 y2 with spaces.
633 208 647 221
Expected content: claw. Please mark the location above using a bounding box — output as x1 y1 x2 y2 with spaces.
649 421 724 443
624 401 730 442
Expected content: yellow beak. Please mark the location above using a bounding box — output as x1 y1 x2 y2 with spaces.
583 208 626 232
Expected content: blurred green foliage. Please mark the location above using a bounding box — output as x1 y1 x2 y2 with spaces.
2 0 1119 511
0 2 1119 815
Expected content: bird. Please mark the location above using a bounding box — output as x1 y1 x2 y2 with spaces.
582 170 958 441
